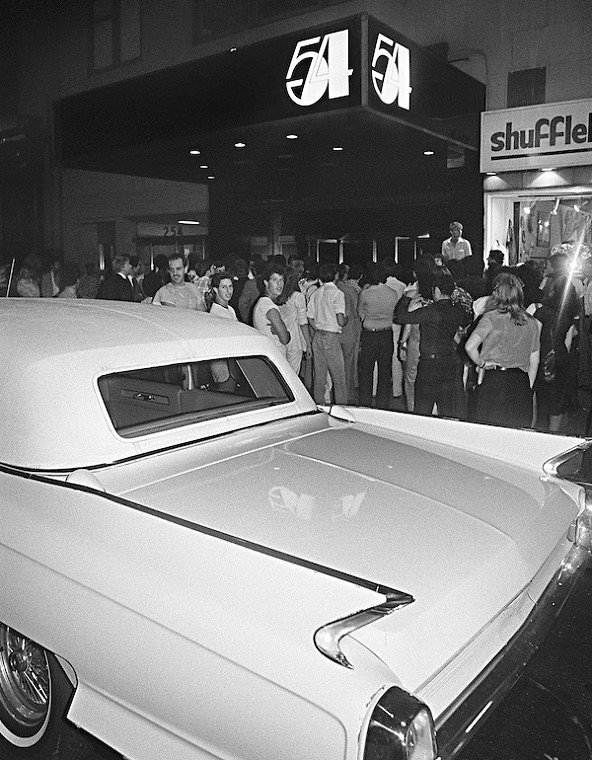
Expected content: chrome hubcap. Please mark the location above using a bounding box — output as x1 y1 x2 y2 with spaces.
0 626 49 731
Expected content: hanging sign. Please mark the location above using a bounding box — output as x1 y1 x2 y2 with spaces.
481 98 592 172
285 29 353 107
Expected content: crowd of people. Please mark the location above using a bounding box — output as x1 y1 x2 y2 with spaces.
5 241 591 434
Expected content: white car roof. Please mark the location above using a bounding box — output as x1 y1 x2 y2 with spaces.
2 299 315 469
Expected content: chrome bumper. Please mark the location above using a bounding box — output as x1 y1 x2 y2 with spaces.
434 542 590 759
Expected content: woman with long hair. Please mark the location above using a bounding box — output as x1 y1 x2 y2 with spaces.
465 273 540 428
277 269 311 376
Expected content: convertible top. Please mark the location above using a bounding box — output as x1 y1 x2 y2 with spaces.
1 299 314 469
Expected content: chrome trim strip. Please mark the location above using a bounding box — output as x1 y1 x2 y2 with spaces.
0 462 405 601
314 591 415 669
543 440 592 480
0 411 321 474
434 543 590 759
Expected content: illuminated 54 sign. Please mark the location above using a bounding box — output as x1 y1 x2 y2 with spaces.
286 30 353 106
285 20 412 112
371 34 411 109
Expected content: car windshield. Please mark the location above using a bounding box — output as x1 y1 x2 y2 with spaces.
98 355 293 438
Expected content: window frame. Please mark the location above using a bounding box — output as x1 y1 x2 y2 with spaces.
97 355 295 439
89 0 141 75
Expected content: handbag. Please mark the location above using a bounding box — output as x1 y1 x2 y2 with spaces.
543 348 556 383
543 323 556 383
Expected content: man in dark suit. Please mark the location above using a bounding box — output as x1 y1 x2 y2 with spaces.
97 255 134 301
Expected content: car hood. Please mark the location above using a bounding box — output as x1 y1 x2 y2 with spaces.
120 417 579 695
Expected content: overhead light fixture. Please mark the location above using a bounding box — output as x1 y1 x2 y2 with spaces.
199 165 208 169
286 134 298 140
189 149 201 155
332 146 343 151
207 175 215 180
423 150 434 156
229 47 237 52
486 172 497 176
541 167 555 172
178 220 200 225
417 233 431 238
234 142 246 148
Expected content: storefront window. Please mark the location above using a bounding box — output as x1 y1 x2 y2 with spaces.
487 193 592 267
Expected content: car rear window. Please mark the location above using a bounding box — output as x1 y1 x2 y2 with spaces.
98 355 293 438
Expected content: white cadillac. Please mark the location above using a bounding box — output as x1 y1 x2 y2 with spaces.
1 298 591 760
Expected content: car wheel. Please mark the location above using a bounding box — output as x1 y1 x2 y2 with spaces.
0 624 68 758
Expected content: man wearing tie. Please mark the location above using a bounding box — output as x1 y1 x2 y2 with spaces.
97 255 135 301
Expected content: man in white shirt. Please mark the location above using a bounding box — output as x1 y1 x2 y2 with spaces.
441 221 473 262
153 254 203 309
383 259 406 399
307 264 348 405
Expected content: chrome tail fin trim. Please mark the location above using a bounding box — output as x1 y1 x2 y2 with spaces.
314 591 414 669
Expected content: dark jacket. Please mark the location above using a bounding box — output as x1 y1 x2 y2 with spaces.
97 273 134 301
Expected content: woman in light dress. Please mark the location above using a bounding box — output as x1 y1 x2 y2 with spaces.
278 269 311 375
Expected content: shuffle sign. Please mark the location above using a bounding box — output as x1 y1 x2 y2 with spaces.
481 98 592 172
286 28 411 110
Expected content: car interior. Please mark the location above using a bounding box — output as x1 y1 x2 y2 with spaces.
98 356 293 437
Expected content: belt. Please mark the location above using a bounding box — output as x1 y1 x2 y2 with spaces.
484 365 524 373
315 329 339 334
363 327 392 332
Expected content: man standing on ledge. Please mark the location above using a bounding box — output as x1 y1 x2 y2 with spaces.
441 221 472 263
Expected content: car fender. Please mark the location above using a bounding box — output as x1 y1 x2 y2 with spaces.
0 466 406 760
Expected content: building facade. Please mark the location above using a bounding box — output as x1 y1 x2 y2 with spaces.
0 0 590 271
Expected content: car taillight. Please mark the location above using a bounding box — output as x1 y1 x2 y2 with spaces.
363 686 437 760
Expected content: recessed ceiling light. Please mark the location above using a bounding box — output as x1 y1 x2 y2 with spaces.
486 172 497 175
286 134 298 140
423 150 434 156
178 220 200 225
542 167 555 172
235 142 246 148
207 175 215 180
332 146 343 151
189 150 201 155
199 165 208 169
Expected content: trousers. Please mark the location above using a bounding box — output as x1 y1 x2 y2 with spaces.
358 329 393 409
312 331 347 406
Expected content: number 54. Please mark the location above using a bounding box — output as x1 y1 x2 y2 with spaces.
371 34 412 110
286 30 352 107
